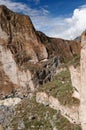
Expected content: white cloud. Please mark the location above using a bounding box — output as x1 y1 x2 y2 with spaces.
36 5 86 40
63 6 86 39
0 0 86 40
0 0 46 17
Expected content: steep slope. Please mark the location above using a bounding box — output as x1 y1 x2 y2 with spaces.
0 5 48 64
0 5 80 99
0 97 81 130
37 31 80 60
0 5 82 130
79 30 86 130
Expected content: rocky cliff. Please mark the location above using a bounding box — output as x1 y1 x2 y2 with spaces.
0 5 80 99
79 30 86 130
68 30 86 130
0 5 82 130
37 31 80 59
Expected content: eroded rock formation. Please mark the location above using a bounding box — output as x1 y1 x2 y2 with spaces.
0 5 82 130
69 30 86 130
79 30 86 130
0 5 80 99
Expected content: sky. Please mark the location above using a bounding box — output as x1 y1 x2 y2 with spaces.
0 0 86 40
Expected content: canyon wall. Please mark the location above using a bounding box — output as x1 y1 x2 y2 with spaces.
69 31 86 130
0 5 80 99
0 5 84 130
79 31 86 130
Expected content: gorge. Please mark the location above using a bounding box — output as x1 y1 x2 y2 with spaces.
0 5 86 130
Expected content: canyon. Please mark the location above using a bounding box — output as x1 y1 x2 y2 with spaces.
0 5 86 130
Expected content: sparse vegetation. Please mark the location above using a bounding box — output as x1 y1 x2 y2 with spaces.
70 54 80 67
9 97 81 130
39 69 80 106
62 54 80 67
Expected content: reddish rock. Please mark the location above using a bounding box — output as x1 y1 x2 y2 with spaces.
37 31 80 60
0 5 81 98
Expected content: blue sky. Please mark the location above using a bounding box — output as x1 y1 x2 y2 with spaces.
0 0 86 39
26 0 86 16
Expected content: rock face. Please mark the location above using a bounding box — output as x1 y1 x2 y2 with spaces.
37 31 80 59
79 30 86 130
69 30 86 130
0 5 80 99
0 5 48 63
69 66 80 99
0 5 83 130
